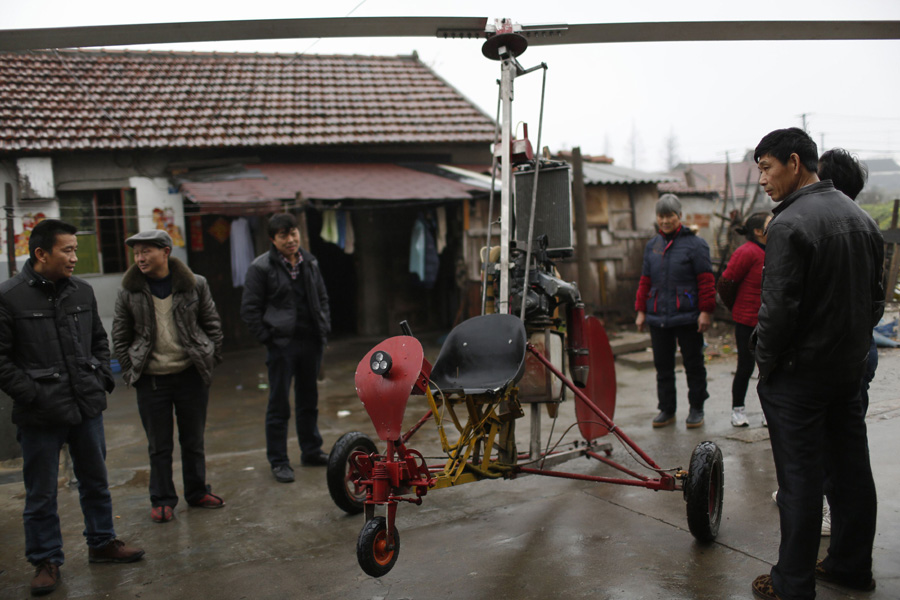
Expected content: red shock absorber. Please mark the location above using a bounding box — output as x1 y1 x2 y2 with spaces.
566 302 590 388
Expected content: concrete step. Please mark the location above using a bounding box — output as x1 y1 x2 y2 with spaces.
616 349 682 370
608 331 652 356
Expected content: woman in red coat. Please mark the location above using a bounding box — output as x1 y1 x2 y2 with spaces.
717 212 771 427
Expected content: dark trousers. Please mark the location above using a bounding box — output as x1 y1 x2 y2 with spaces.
859 339 878 415
732 322 756 408
759 373 876 600
649 324 708 413
135 366 210 507
265 337 323 466
18 414 116 565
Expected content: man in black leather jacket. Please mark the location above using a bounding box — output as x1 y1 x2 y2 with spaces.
240 213 331 483
0 220 144 595
750 128 883 600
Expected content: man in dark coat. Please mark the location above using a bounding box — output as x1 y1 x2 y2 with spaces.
0 219 144 596
112 229 225 524
750 128 882 600
240 213 331 483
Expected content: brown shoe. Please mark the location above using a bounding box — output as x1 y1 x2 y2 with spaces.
30 561 60 596
815 559 876 591
88 539 145 564
751 574 782 600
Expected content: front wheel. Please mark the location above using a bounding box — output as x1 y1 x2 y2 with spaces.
684 441 724 542
327 432 377 514
357 516 400 577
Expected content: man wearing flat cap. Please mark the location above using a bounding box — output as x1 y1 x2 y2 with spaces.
112 229 225 523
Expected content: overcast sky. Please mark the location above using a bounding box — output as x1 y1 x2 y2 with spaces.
4 0 900 172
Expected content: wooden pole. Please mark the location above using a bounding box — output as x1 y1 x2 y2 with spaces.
571 147 596 310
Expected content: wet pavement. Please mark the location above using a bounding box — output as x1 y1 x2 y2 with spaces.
0 330 898 599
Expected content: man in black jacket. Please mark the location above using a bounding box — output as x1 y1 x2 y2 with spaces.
750 129 883 600
240 213 331 483
0 219 144 596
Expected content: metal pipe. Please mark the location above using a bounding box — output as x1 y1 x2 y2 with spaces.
527 343 665 471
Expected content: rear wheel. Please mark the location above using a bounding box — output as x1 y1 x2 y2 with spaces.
357 516 400 577
684 441 724 542
327 432 377 514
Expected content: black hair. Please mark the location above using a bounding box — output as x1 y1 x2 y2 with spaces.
734 212 771 242
29 219 77 261
753 127 819 173
818 148 868 201
267 213 298 239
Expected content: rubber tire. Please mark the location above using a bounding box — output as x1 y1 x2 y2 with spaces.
684 440 724 542
327 431 377 514
357 516 400 578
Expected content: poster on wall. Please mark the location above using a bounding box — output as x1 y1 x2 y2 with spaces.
153 207 185 247
14 213 46 256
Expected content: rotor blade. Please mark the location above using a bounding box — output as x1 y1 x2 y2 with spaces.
523 20 900 46
0 16 489 51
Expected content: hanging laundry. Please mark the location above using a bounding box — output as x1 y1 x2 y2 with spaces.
230 217 255 287
320 209 339 244
435 206 447 254
409 213 439 289
342 210 355 254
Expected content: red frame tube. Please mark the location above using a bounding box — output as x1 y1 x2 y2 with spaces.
517 467 677 491
526 343 665 472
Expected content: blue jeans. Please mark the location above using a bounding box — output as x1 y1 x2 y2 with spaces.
18 414 116 566
759 373 876 600
265 337 323 466
135 366 210 507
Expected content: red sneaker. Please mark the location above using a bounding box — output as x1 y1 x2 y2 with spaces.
189 492 225 509
150 506 174 523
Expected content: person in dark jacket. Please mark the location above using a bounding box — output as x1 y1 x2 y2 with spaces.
818 148 877 413
0 219 144 596
240 213 332 483
750 128 882 600
634 194 716 428
716 211 771 427
112 229 225 523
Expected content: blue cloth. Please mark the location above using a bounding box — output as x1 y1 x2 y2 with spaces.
135 366 210 507
409 214 439 289
18 414 116 565
265 337 324 466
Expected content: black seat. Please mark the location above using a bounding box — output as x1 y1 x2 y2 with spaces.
429 314 527 395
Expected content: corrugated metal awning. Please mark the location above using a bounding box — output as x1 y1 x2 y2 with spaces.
179 163 487 215
581 162 678 186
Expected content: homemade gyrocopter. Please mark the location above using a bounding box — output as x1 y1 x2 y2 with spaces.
325 21 726 577
5 12 898 580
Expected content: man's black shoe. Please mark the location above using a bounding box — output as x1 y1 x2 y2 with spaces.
686 408 705 428
651 411 675 428
815 559 876 591
301 451 329 467
271 464 295 483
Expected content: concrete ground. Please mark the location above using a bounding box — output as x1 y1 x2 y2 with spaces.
0 329 898 599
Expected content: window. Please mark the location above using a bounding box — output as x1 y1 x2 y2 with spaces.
58 188 138 275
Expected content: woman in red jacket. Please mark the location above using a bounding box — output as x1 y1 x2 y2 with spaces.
717 212 771 427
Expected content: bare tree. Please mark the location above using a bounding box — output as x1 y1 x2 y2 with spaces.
626 121 643 169
664 128 680 171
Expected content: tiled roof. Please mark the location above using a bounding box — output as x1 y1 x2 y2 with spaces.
179 163 485 210
0 49 496 153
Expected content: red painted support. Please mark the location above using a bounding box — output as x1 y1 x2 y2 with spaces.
527 343 666 472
